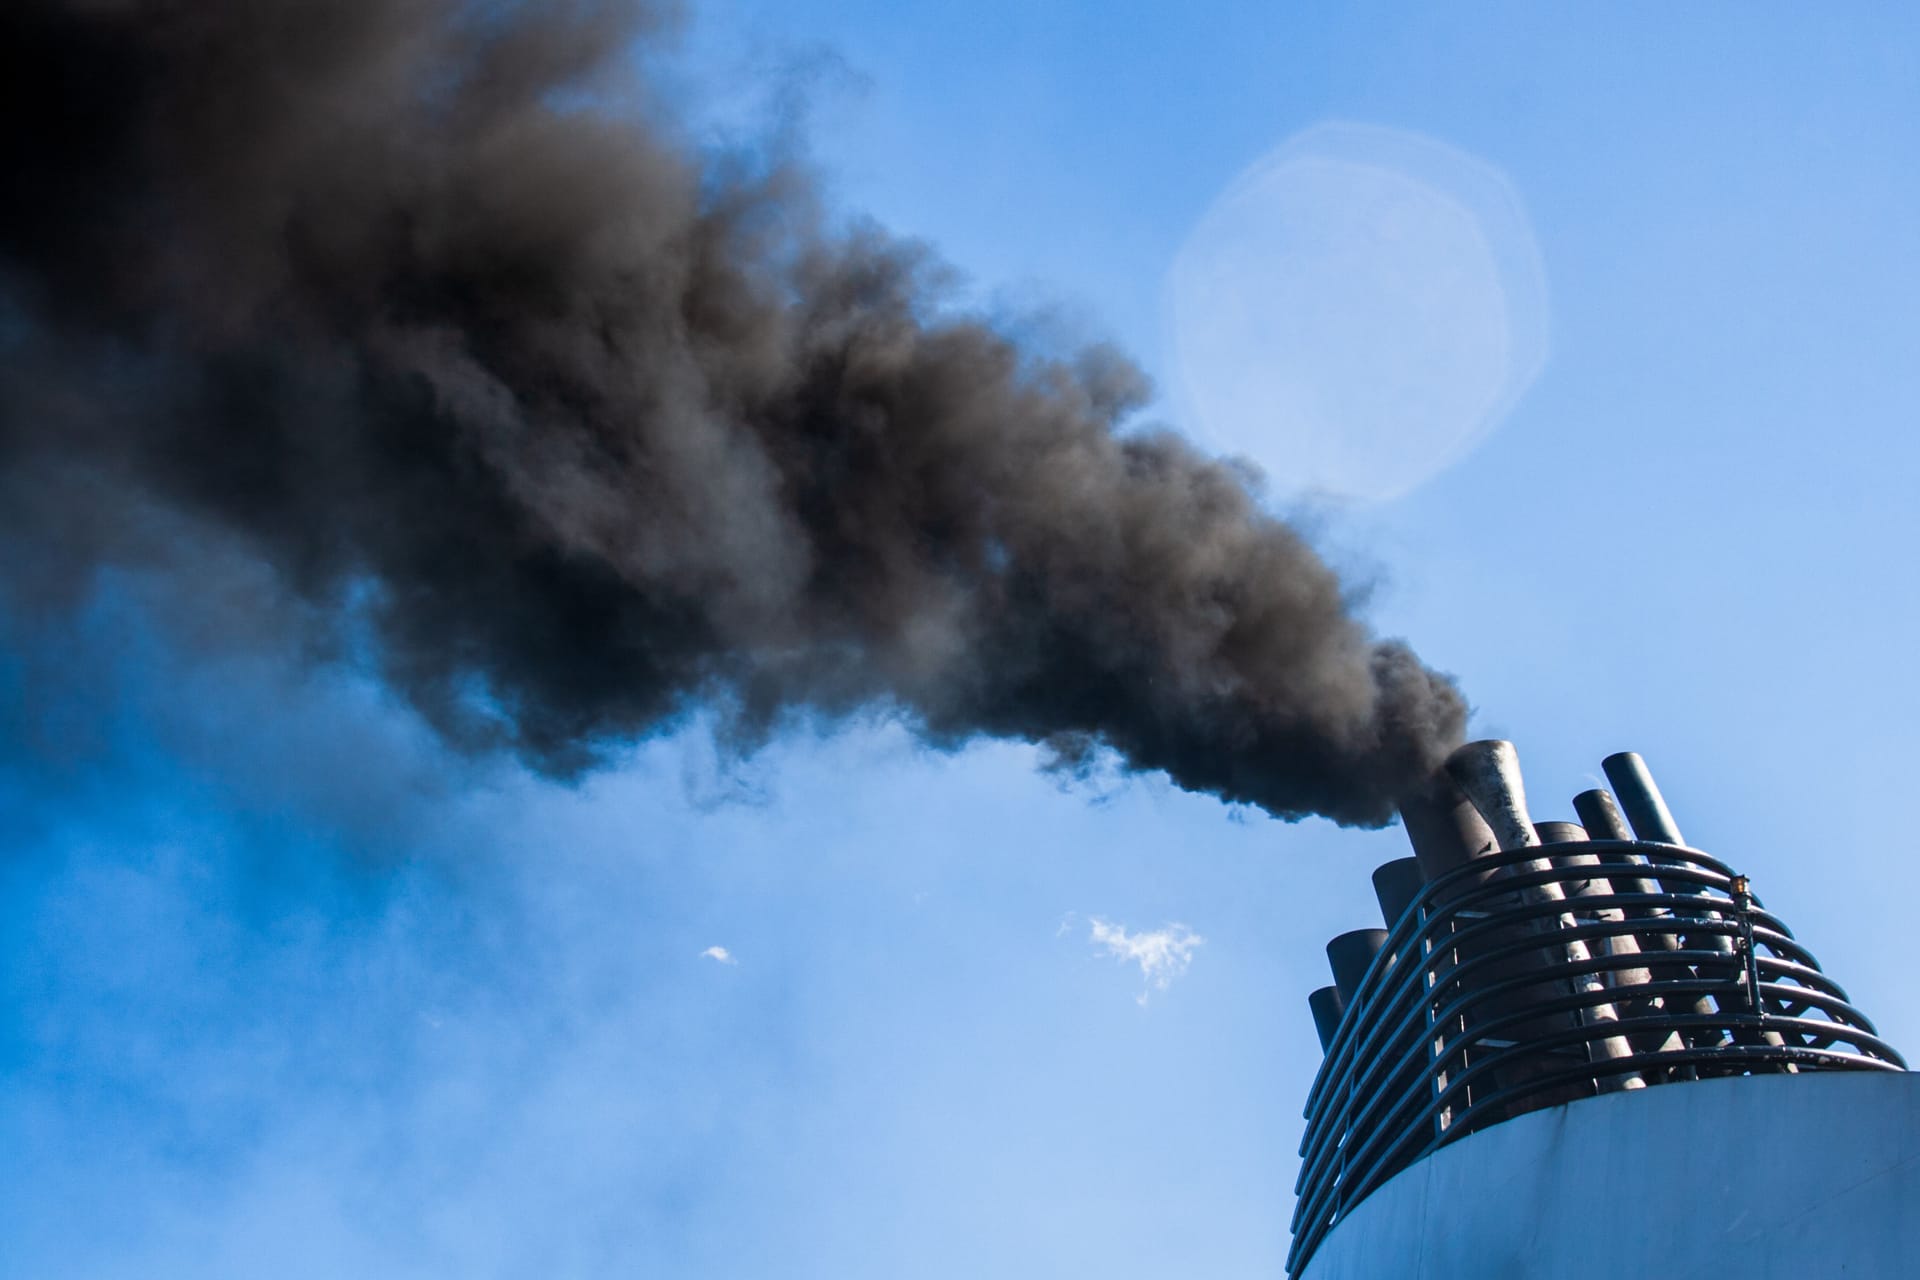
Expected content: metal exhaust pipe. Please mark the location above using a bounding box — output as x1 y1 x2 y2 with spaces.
1444 741 1642 1086
1409 748 1606 1112
1575 786 1675 915
1541 819 1669 1052
1396 768 1498 1130
1444 739 1540 852
1569 790 1686 1022
1542 819 1668 1032
1602 751 1684 845
1371 858 1426 931
1540 818 1659 991
1573 789 1633 841
1581 782 1735 1061
1309 985 1346 1053
1397 768 1498 903
1324 927 1424 1187
1602 752 1783 1053
1327 928 1390 1005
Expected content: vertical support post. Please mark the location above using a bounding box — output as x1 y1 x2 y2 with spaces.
1731 874 1764 1018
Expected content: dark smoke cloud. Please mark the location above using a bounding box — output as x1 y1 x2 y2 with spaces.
0 0 1465 826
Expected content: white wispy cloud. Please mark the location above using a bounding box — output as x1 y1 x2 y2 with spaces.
699 945 736 965
1086 918 1204 1005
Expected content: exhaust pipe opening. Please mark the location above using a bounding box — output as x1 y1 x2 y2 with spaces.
1573 788 1634 842
1371 857 1426 930
1308 985 1346 1053
1445 739 1540 852
1326 928 1390 1006
1398 769 1498 889
1602 751 1685 845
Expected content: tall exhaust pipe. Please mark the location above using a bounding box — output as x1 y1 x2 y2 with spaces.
1444 739 1540 853
1402 756 1586 1121
1575 786 1678 920
1578 787 1739 1058
1601 752 1784 1051
1394 771 1495 1133
1444 741 1642 1085
1539 820 1669 1046
1534 820 1587 845
1602 752 1684 845
1573 787 1675 911
1573 789 1633 842
1398 770 1498 890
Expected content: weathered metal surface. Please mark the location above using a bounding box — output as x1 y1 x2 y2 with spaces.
1445 740 1540 852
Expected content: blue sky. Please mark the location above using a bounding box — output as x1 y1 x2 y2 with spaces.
6 3 1920 1276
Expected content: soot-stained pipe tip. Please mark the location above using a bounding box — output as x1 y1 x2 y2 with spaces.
1445 739 1540 852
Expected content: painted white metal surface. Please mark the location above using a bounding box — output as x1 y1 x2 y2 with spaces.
1299 1072 1920 1280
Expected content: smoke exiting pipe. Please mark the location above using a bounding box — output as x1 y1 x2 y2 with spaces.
0 1 1475 836
1309 985 1346 1053
1327 928 1390 1006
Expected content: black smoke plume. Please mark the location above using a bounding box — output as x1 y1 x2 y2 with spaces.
0 0 1465 826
